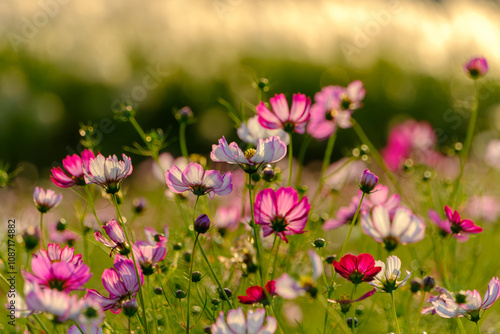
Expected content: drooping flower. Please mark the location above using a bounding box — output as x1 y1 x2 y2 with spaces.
257 93 311 134
165 163 232 199
211 136 287 174
238 280 276 305
132 239 167 275
50 149 95 188
94 219 130 256
211 307 277 334
33 187 63 213
86 256 144 314
328 289 376 314
464 57 488 79
332 253 382 285
22 243 92 292
84 153 133 194
370 255 411 293
254 187 310 243
428 206 483 241
237 115 290 146
361 205 425 251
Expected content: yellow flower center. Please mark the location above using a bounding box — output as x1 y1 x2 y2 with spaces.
245 148 256 161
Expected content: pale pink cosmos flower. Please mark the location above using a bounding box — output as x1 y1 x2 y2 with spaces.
132 239 167 276
465 195 500 223
211 307 277 334
370 255 411 293
22 243 92 292
464 57 488 79
423 277 500 322
165 163 232 199
50 149 95 188
48 221 79 245
144 225 169 245
215 205 241 233
152 152 188 183
254 187 310 243
257 93 311 134
84 153 133 194
428 206 483 241
237 115 290 146
94 219 130 256
33 187 63 213
484 139 500 169
211 136 287 173
86 256 144 314
361 205 425 251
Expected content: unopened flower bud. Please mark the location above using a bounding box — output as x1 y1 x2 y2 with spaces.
346 318 358 328
175 290 186 299
23 227 40 251
194 214 211 234
464 57 488 79
251 173 261 182
218 288 232 300
154 287 163 295
422 276 435 292
359 169 379 194
262 165 276 182
56 219 67 232
204 326 212 334
132 197 147 214
211 298 221 306
173 242 183 251
175 106 194 123
123 299 138 317
192 271 202 283
183 251 191 263
313 238 326 248
410 278 422 293
325 255 336 264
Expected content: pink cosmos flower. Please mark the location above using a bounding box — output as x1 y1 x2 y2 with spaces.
86 256 144 314
48 221 79 245
84 153 133 194
238 280 276 305
132 239 167 275
359 169 379 194
237 115 290 146
428 206 483 241
464 57 488 79
211 136 287 173
22 243 92 292
423 277 500 322
361 206 425 251
50 149 95 188
332 253 382 285
165 163 232 199
144 225 169 245
215 205 241 233
94 219 130 256
484 139 500 168
257 93 311 134
211 307 277 334
33 187 63 213
254 187 310 243
152 152 188 183
465 196 500 223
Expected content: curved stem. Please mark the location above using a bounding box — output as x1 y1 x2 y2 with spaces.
339 193 366 259
413 292 426 334
248 174 263 284
390 291 401 334
288 134 293 187
295 135 312 188
322 132 337 180
186 233 199 333
33 314 50 334
179 122 188 158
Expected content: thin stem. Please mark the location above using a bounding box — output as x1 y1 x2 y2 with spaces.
248 174 263 284
147 276 158 334
413 292 426 334
112 195 149 334
186 233 200 334
270 236 281 281
339 193 366 258
39 213 45 249
129 316 132 334
322 132 337 179
129 116 159 160
442 236 453 289
179 122 188 158
84 185 103 228
295 135 312 187
33 314 50 334
390 291 401 334
476 321 481 334
72 321 85 334
288 134 293 187
196 237 234 308
457 318 467 334
350 284 358 333
269 303 285 334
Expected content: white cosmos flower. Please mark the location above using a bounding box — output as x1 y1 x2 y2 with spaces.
84 153 133 194
211 307 277 334
370 255 411 293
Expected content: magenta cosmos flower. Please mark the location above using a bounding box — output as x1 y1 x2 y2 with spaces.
428 206 483 241
359 169 379 194
254 187 310 243
211 136 287 173
22 243 92 292
165 162 232 199
50 149 95 188
332 253 382 285
464 57 488 79
211 307 277 334
84 153 133 194
86 256 144 314
33 187 63 213
94 219 130 256
238 280 276 305
361 205 425 251
132 239 167 276
257 93 311 134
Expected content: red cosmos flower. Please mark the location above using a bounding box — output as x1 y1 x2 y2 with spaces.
238 280 276 305
332 253 382 285
444 206 483 236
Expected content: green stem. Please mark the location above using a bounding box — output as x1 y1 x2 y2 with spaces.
39 213 45 249
288 134 293 187
390 291 401 334
147 276 158 334
270 236 281 281
295 135 312 188
33 314 50 334
84 185 103 228
129 116 158 158
413 292 426 334
350 284 358 333
248 174 263 284
457 318 467 334
179 122 188 158
269 303 285 334
322 132 337 179
186 233 199 333
72 321 85 334
476 321 481 334
442 236 452 289
112 195 150 334
339 193 366 258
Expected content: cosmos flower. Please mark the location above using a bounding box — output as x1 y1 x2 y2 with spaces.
254 187 310 243
211 136 287 174
86 256 144 314
151 152 188 183
165 163 233 199
237 115 290 146
359 169 379 194
361 206 425 251
214 205 241 233
33 187 63 213
328 289 376 314
211 307 277 334
144 225 169 245
50 149 95 188
94 219 130 256
332 253 382 285
84 153 133 194
132 239 167 275
238 280 276 305
257 93 311 134
370 255 411 293
428 206 483 241
22 243 92 292
464 57 488 79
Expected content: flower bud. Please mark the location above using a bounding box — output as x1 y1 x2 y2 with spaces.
194 214 211 234
175 290 187 299
251 173 261 182
132 197 147 214
192 271 203 283
464 57 488 79
204 326 212 334
359 169 379 194
218 288 232 300
211 298 221 306
123 299 138 317
56 219 67 232
154 287 163 295
22 227 40 252
346 318 358 328
175 106 194 123
410 278 422 293
313 238 326 249
173 242 183 251
183 251 191 263
262 165 276 182
422 276 435 292
325 255 336 264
